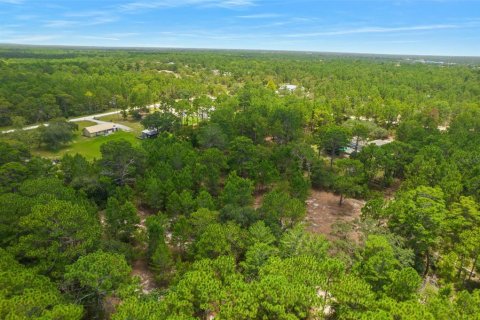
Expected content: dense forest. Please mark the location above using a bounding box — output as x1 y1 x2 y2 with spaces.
1 46 480 319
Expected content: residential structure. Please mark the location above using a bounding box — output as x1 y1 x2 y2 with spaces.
83 123 118 137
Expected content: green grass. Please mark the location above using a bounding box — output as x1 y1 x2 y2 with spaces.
1 118 141 161
32 131 140 161
74 120 97 131
97 114 144 135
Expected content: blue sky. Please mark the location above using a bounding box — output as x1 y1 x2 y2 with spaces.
0 0 479 56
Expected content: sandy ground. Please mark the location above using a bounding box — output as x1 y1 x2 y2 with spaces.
131 208 157 294
305 190 365 241
253 192 265 209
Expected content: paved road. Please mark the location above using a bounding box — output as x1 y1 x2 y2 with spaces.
1 104 159 134
70 110 133 132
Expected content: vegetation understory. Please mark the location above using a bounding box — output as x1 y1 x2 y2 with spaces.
1 48 480 319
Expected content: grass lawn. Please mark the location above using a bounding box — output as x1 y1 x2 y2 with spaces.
73 120 97 132
97 114 144 135
32 131 140 161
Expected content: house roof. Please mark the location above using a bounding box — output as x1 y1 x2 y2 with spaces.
84 123 116 134
279 84 298 91
368 139 394 147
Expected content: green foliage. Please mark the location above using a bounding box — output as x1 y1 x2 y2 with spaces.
13 199 101 277
279 225 329 260
141 111 181 133
355 235 400 292
146 214 174 284
269 104 305 144
194 223 246 259
105 197 139 242
99 139 146 185
38 118 78 151
0 193 32 246
198 123 228 149
318 124 351 168
166 190 196 216
0 141 30 166
0 161 28 192
386 186 448 274
197 148 227 195
385 267 422 301
260 190 306 232
111 296 166 320
0 249 83 320
332 158 366 205
65 251 132 296
2 49 480 319
221 171 254 207
64 251 133 318
248 221 276 246
196 190 216 210
241 242 279 278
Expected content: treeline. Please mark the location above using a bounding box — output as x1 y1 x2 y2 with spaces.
1 47 480 128
1 49 480 319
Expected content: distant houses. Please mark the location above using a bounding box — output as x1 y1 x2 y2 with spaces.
279 84 298 92
276 84 305 95
83 123 118 137
344 138 394 155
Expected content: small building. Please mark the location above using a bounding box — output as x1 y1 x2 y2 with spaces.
344 138 393 156
83 123 118 137
276 84 306 95
141 128 158 139
281 84 298 91
277 84 298 93
368 139 394 147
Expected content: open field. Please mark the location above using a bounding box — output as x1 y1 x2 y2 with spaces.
97 114 144 134
32 130 140 160
305 190 365 242
75 120 97 131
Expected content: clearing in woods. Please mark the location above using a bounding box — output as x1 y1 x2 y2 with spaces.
305 190 365 241
131 208 157 294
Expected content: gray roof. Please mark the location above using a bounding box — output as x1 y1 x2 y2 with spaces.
84 123 116 134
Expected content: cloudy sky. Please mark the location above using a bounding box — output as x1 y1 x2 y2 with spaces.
1 0 479 56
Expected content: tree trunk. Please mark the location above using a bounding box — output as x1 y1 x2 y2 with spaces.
339 194 344 206
468 253 479 281
354 136 359 154
457 256 465 280
330 148 335 169
423 251 430 278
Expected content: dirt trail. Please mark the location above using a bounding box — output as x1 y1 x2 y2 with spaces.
253 192 265 209
131 208 157 294
305 190 365 241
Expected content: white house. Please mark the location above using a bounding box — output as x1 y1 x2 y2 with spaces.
83 123 118 137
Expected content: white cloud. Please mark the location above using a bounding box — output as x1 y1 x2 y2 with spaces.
237 13 281 19
44 20 76 28
120 0 255 11
15 14 37 21
1 34 59 43
62 10 118 26
0 0 24 4
109 32 140 37
88 16 118 25
81 35 119 41
285 24 461 38
217 0 254 8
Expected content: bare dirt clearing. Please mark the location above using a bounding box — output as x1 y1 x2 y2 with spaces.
305 190 365 241
131 208 157 294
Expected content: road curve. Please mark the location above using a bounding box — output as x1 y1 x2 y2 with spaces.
1 104 159 134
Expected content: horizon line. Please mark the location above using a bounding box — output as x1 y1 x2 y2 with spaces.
1 42 479 59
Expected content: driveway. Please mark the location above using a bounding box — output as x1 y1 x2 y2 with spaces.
1 103 159 134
